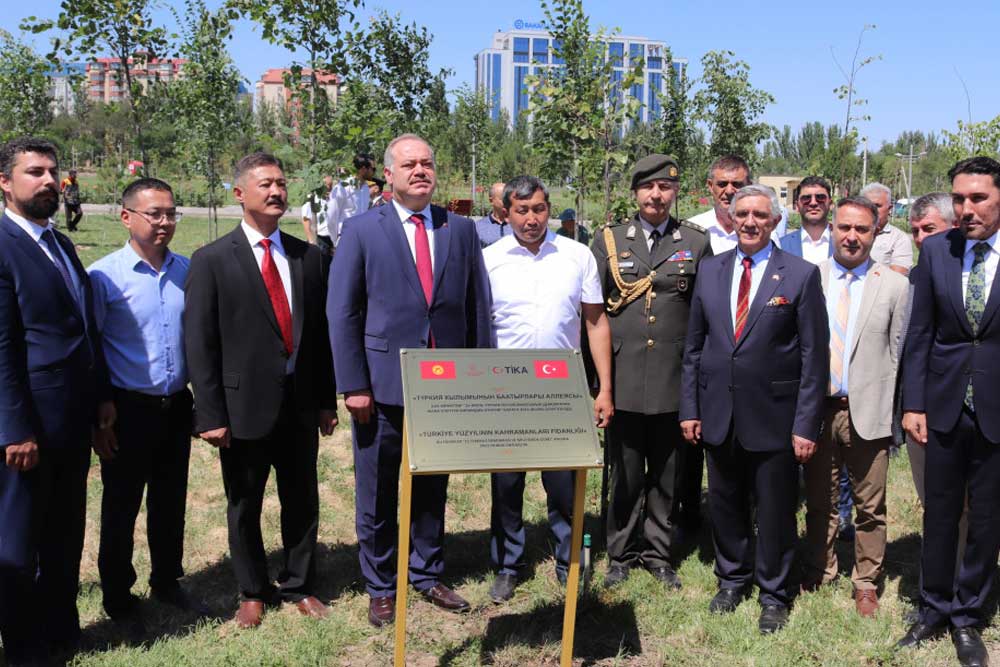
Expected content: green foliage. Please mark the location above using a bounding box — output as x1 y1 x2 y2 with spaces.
942 116 1000 164
0 30 53 140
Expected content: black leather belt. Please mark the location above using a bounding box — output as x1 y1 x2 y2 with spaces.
825 396 849 407
114 387 189 411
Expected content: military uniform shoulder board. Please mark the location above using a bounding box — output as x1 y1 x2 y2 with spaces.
679 219 707 234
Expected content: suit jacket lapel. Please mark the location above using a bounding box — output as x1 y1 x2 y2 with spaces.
54 229 88 320
721 251 737 347
946 234 973 336
282 232 305 351
977 255 1000 333
850 265 883 360
430 206 452 304
1 216 81 321
736 245 784 348
378 205 426 304
230 229 282 339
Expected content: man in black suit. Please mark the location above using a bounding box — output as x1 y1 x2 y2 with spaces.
184 152 337 629
897 157 1000 667
0 137 113 665
680 184 828 634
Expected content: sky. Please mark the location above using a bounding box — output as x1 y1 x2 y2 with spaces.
13 0 999 149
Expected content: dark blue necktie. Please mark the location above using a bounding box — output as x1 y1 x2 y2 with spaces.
40 228 78 305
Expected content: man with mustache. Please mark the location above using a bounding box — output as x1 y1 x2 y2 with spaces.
680 184 828 634
328 134 492 627
898 157 1000 667
800 197 908 618
184 152 338 629
0 137 113 665
689 155 781 254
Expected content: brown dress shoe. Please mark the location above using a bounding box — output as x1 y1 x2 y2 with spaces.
854 589 879 617
235 600 265 629
294 596 329 619
421 584 471 613
368 596 395 628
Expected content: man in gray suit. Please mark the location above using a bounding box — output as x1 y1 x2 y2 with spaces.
802 196 909 617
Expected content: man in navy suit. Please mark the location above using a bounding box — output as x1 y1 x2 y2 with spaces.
328 134 493 627
780 176 834 263
897 157 1000 667
0 138 113 665
680 184 828 634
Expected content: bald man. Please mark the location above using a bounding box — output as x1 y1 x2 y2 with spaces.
474 181 513 248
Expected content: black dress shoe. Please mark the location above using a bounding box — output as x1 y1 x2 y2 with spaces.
646 565 682 591
759 604 789 635
152 585 213 617
368 596 395 628
709 586 749 614
604 564 630 588
489 573 518 603
421 584 471 613
896 621 945 648
952 627 989 667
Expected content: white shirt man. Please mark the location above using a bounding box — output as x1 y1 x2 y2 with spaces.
800 227 832 265
326 177 371 246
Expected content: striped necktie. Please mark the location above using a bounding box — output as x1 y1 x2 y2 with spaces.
829 271 855 395
734 256 753 340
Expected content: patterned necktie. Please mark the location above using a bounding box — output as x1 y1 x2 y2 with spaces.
829 271 855 395
410 214 433 305
964 241 990 409
259 238 294 356
649 229 662 254
40 228 78 307
734 256 754 340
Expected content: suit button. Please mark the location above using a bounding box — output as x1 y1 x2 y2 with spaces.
647 339 654 348
650 292 657 299
649 316 656 323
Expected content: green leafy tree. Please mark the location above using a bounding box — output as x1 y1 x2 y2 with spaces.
23 0 172 174
693 50 775 166
831 24 881 190
942 116 1000 163
0 30 53 140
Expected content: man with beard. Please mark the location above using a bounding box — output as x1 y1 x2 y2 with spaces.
0 137 113 665
781 177 834 262
184 152 338 629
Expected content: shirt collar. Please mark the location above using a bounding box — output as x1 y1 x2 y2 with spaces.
801 226 830 245
502 229 557 255
5 208 54 241
735 242 772 266
707 216 737 238
241 220 283 250
121 239 174 272
965 232 1000 256
831 258 870 280
488 213 506 226
392 200 433 226
639 216 670 236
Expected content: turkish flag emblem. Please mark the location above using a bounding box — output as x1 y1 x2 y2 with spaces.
534 359 569 379
420 360 456 379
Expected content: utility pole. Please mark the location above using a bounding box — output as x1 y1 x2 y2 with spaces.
894 142 927 205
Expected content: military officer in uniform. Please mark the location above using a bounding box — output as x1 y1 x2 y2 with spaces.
592 154 713 588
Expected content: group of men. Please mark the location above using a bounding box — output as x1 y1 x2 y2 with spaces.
1 131 999 667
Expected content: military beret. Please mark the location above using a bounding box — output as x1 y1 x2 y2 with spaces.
631 154 680 189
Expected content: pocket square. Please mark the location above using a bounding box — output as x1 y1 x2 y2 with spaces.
767 296 790 306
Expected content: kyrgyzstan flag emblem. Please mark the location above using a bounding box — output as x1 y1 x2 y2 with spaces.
534 359 569 379
420 360 456 379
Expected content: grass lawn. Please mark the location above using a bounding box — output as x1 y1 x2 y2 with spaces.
45 215 992 666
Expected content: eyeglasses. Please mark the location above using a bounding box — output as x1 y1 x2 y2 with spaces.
798 194 829 204
125 208 182 225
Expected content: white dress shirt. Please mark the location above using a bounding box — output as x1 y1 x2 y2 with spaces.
241 221 295 372
7 209 84 304
800 227 831 266
325 178 371 246
689 208 783 254
392 200 435 270
730 243 773 331
639 216 670 251
483 231 602 350
962 232 1000 306
825 259 870 396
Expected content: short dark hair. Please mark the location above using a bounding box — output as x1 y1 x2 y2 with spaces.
0 137 58 179
353 153 374 171
834 196 879 226
502 175 549 209
793 175 832 201
707 155 752 183
948 156 1000 190
122 177 174 208
234 152 283 185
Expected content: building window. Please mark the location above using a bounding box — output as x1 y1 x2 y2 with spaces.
609 42 624 68
629 43 644 68
532 38 549 64
514 65 529 122
780 187 788 200
551 39 564 65
648 72 662 120
491 54 502 121
672 61 684 80
513 37 530 63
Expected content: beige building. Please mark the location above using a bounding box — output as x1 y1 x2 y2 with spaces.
757 175 804 208
253 68 340 113
85 56 187 103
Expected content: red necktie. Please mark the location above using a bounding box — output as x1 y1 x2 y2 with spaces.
734 256 753 340
259 238 294 356
410 214 433 305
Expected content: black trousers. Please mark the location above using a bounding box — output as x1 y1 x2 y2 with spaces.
64 203 82 231
98 389 192 612
605 411 680 569
921 407 1000 628
672 439 704 529
706 431 798 607
0 444 89 662
219 387 319 602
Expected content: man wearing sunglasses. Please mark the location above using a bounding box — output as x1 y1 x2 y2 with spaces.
88 179 209 634
781 177 834 263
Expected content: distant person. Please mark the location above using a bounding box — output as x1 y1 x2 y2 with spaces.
483 176 612 602
60 168 82 231
555 208 590 245
781 176 834 263
89 178 210 634
475 181 513 247
0 137 113 664
860 182 912 275
368 178 384 207
687 155 752 254
184 152 337 629
301 174 334 252
326 153 375 253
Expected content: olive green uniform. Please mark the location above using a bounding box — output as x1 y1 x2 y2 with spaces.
592 214 712 568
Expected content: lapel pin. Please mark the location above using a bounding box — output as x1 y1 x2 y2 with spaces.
620 250 632 259
772 274 780 281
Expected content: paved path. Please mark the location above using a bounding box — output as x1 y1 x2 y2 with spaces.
80 203 298 220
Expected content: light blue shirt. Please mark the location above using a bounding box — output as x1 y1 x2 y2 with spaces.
88 241 190 396
730 242 773 331
826 259 869 397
